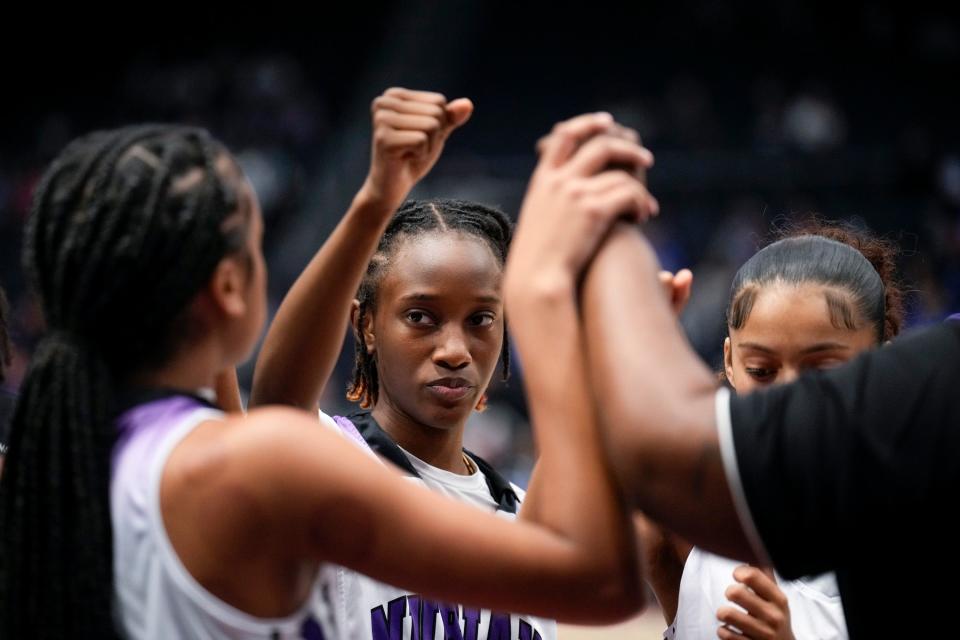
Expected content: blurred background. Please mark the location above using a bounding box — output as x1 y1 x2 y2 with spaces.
2 2 958 635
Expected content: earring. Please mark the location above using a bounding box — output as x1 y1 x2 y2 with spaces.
474 392 488 413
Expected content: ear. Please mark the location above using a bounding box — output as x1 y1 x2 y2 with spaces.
353 300 377 355
723 336 737 390
207 255 249 319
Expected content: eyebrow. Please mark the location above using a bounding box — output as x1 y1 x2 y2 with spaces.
737 341 852 355
399 293 502 304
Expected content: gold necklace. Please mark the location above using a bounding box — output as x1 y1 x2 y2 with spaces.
462 452 476 475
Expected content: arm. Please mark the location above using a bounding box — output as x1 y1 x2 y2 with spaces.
165 114 658 624
167 405 643 623
581 224 756 562
250 88 473 410
504 113 662 615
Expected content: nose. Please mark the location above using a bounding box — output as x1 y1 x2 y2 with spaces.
779 367 800 385
433 326 471 371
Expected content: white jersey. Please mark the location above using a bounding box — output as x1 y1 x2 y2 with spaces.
323 412 558 640
111 395 337 640
664 547 847 640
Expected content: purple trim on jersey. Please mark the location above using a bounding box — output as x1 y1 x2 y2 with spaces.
112 396 209 479
947 313 960 323
332 415 371 450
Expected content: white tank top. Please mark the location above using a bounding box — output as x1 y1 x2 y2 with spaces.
321 413 557 640
664 547 847 639
111 395 336 639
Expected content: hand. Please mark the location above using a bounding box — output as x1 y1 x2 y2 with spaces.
358 87 473 211
658 269 693 317
506 112 658 300
716 565 794 640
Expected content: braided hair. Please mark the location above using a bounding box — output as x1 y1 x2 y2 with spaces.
347 199 513 409
0 125 250 638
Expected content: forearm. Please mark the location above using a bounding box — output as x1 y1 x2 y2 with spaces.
251 187 394 410
582 223 754 560
508 277 642 611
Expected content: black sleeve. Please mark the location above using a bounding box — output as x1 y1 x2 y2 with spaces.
728 323 960 579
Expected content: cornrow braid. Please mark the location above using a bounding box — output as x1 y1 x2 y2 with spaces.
347 199 513 408
0 124 249 638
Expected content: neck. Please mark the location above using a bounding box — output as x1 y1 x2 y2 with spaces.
371 401 470 475
130 339 223 396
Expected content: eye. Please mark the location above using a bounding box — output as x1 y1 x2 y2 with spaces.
745 366 777 383
469 312 496 327
803 357 847 372
405 310 436 326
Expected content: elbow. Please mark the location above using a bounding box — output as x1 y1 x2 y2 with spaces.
601 570 646 623
574 563 646 624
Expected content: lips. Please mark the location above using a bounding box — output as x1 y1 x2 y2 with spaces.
426 377 474 403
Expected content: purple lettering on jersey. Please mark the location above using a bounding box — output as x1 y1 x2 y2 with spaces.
416 598 439 640
462 607 481 640
518 620 542 640
485 612 511 640
408 597 422 638
438 603 465 640
300 615 326 640
371 595 409 640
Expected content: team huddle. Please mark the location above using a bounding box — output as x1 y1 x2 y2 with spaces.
0 88 958 640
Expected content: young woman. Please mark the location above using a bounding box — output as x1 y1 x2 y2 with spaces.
253 195 559 639
644 223 903 640
511 209 957 638
0 101 654 638
250 89 655 640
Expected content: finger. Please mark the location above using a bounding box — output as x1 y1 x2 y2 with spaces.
374 129 429 152
717 625 747 640
579 171 659 217
659 270 675 288
372 95 446 119
610 122 641 145
444 97 474 129
734 566 789 608
659 270 677 308
383 87 447 105
374 111 444 135
579 179 657 225
724 582 777 621
716 607 773 639
564 135 654 179
672 268 693 312
537 112 616 167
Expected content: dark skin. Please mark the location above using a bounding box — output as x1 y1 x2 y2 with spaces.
240 102 654 621
580 224 752 562
151 128 655 622
358 231 504 474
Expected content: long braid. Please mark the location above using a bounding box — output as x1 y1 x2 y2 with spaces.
347 199 513 408
0 125 247 638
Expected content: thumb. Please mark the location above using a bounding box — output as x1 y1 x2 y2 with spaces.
673 269 693 304
445 97 474 129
